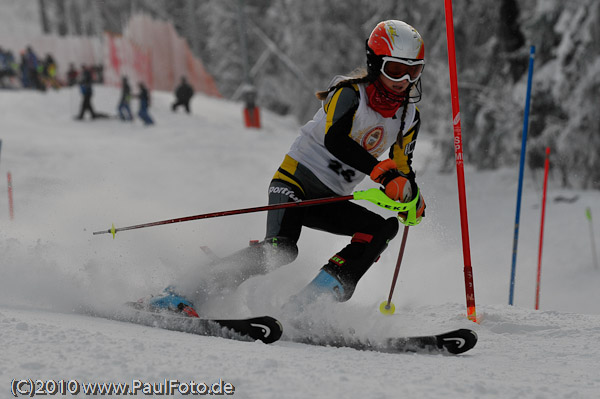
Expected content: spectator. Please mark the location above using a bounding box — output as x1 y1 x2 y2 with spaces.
19 51 29 88
76 67 97 120
43 53 59 89
94 64 104 83
117 76 133 121
171 76 194 113
66 63 78 86
137 82 154 125
25 46 44 91
0 47 6 80
0 47 18 88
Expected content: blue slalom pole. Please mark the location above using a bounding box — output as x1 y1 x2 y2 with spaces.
509 45 536 305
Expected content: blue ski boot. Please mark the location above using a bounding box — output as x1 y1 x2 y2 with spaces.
288 219 399 311
297 269 346 302
147 286 199 318
284 269 347 314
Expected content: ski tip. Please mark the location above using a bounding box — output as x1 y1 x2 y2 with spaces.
216 316 283 344
437 328 478 355
111 223 116 239
252 316 283 344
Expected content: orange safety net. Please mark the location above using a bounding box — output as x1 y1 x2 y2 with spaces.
104 14 221 97
2 14 220 97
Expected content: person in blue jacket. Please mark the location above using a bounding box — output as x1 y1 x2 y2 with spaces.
137 82 154 125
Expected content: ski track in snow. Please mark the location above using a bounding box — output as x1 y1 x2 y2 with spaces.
1 87 600 398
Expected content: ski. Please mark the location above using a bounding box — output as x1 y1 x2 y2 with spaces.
293 328 477 355
82 303 283 344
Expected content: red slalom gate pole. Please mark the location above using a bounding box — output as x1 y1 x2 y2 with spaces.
7 171 14 220
444 0 478 323
535 147 551 310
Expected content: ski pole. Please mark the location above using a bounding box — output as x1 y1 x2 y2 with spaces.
93 188 420 238
380 225 410 315
587 207 599 270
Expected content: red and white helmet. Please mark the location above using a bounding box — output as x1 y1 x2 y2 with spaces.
366 20 425 83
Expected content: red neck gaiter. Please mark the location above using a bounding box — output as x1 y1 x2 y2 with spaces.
366 79 406 118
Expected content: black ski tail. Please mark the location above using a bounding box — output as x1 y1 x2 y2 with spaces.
214 316 282 344
292 328 477 355
435 328 478 354
385 328 478 354
83 303 283 344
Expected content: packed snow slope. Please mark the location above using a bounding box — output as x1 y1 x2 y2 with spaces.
1 87 599 398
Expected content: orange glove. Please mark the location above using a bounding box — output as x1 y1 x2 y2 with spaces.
370 159 412 202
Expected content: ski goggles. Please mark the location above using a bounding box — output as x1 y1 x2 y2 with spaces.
381 57 425 83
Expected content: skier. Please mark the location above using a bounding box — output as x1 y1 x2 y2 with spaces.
146 20 427 315
117 76 133 121
171 76 194 114
137 82 154 125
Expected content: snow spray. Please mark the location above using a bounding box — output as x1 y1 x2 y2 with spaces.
535 147 550 310
586 207 599 270
444 0 478 323
509 45 536 306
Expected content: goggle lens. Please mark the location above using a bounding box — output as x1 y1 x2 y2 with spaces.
381 58 424 83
